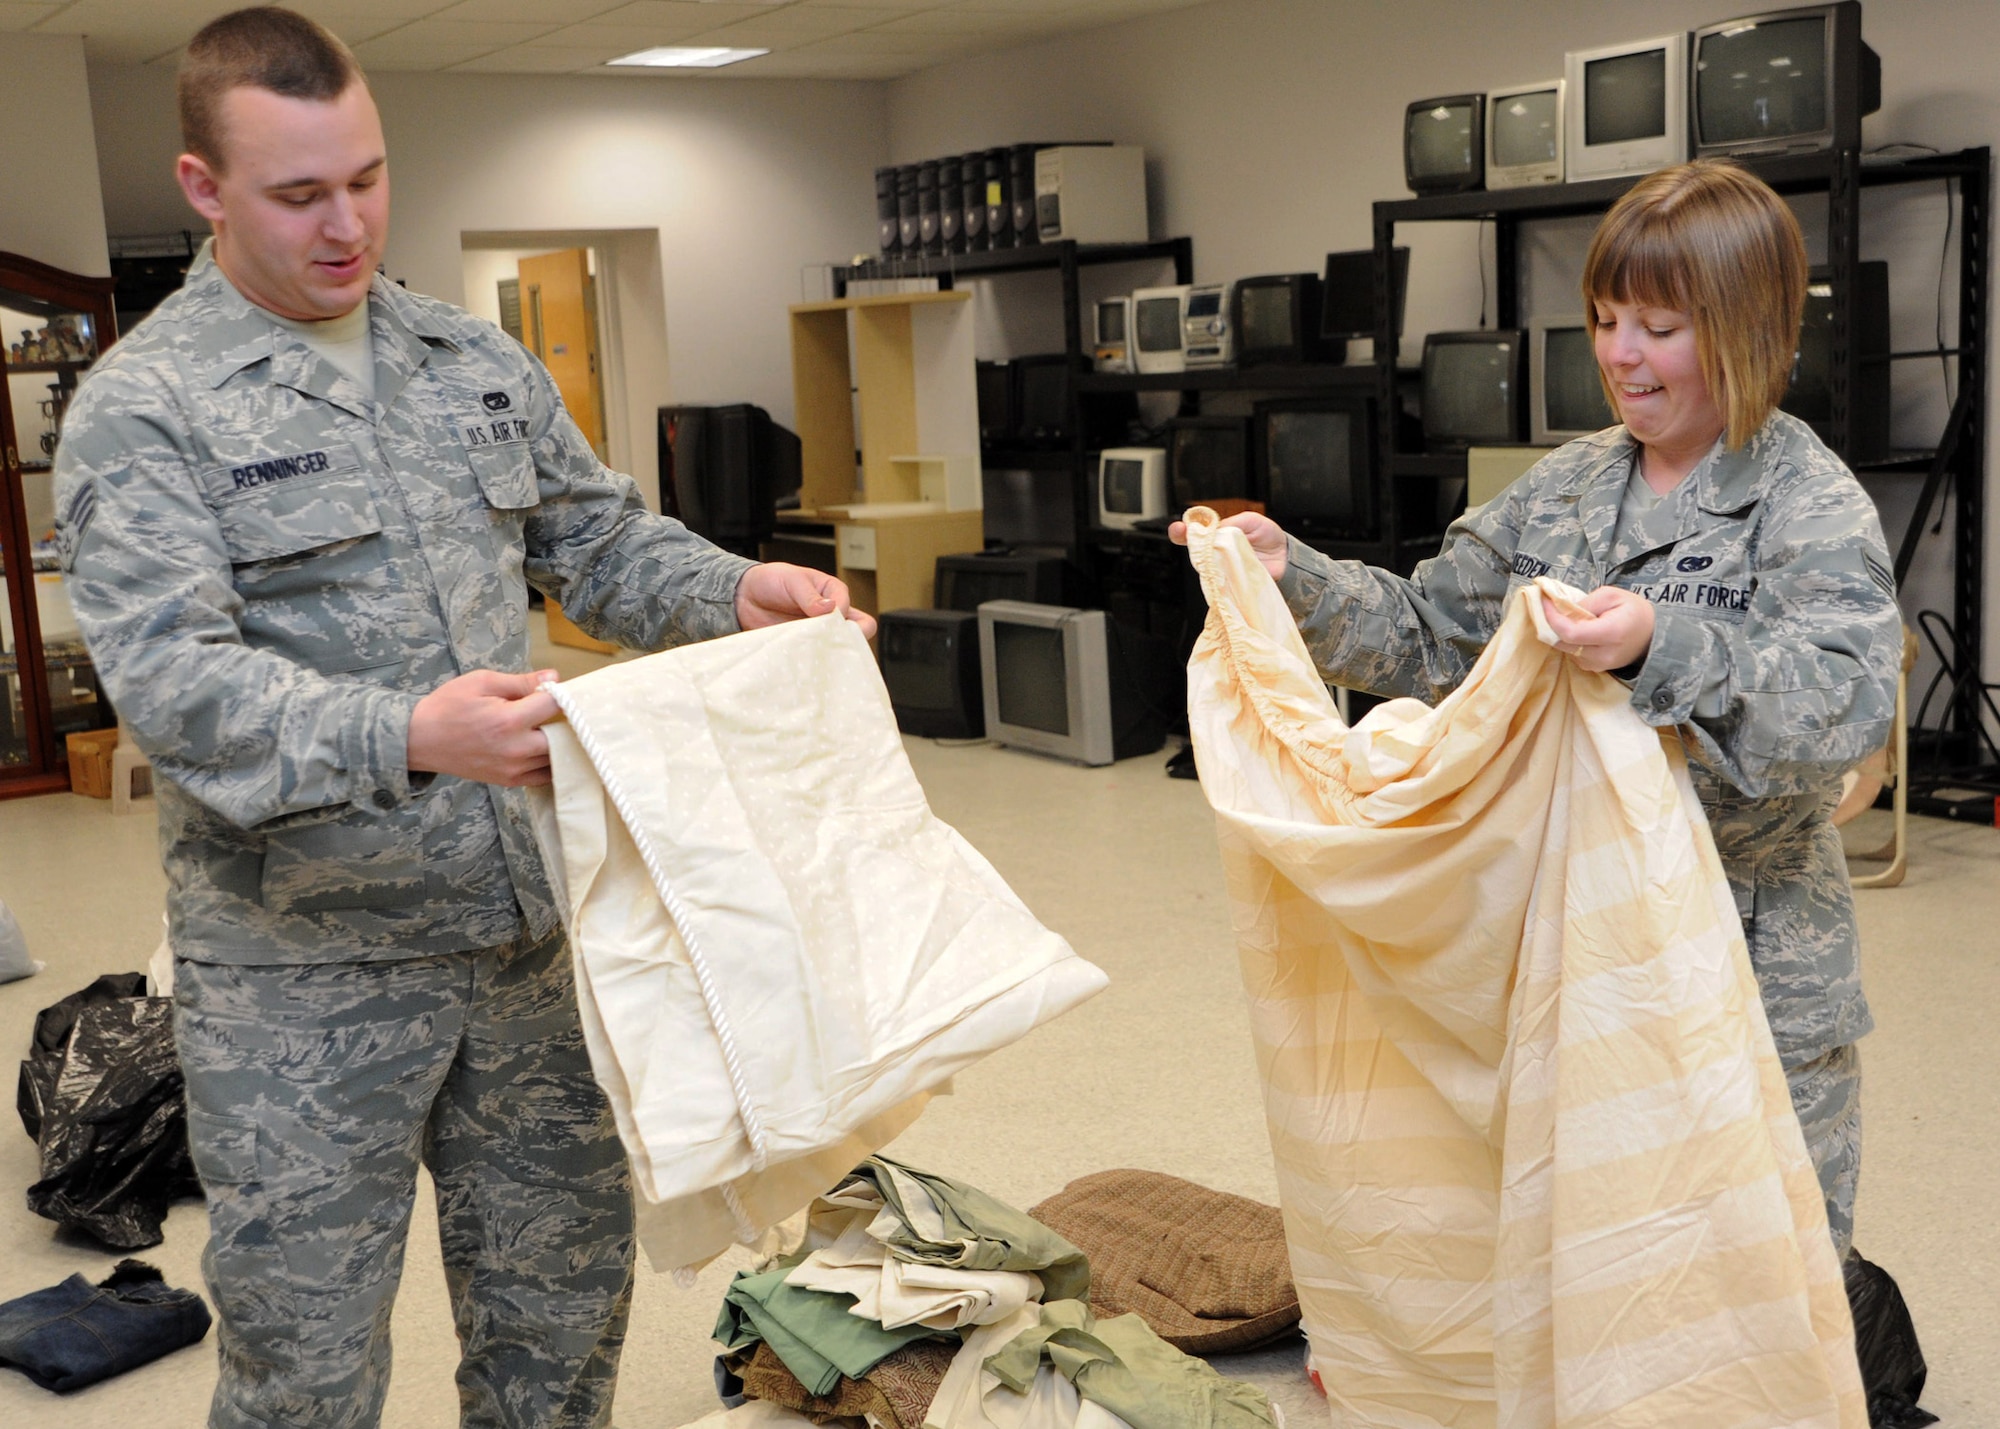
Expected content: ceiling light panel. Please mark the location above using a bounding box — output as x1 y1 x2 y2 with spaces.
605 44 770 66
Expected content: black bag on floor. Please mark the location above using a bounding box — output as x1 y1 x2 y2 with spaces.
16 973 202 1250
1846 1251 1939 1429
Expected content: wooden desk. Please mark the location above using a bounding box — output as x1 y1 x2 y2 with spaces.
820 505 986 615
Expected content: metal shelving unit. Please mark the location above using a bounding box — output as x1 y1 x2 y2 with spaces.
1373 147 1993 816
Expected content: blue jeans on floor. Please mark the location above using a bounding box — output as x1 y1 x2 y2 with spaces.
0 1259 210 1393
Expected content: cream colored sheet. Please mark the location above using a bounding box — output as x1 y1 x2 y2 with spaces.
537 613 1107 1273
1180 509 1863 1429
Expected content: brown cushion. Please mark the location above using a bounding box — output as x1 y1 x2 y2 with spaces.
1030 1169 1299 1355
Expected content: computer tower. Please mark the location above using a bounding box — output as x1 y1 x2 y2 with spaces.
961 152 988 253
1008 145 1041 248
917 160 942 256
1034 145 1148 244
984 149 1012 248
896 164 920 252
938 155 964 253
875 166 899 257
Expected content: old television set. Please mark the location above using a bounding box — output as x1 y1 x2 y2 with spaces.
977 360 1017 444
1322 246 1411 347
1565 34 1690 181
1097 448 1168 530
1530 316 1616 444
1233 273 1337 366
878 608 983 739
657 404 801 558
1013 355 1076 444
1405 93 1485 195
935 549 1069 613
1782 261 1891 461
1093 295 1134 373
979 601 1167 765
1182 283 1234 367
1692 3 1880 158
1422 330 1527 451
1253 395 1377 542
1166 416 1254 508
1132 285 1191 375
1486 79 1566 188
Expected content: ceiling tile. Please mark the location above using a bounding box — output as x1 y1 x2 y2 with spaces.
352 30 515 67
362 16 564 44
864 7 1043 35
529 19 718 49
586 1 782 27
0 3 61 32
672 25 820 50
786 27 975 56
424 0 627 19
730 48 919 79
447 43 612 70
688 4 904 34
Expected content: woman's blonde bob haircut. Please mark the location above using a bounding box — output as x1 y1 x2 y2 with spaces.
1581 160 1807 450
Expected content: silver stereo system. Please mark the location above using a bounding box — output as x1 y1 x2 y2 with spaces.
1182 282 1236 368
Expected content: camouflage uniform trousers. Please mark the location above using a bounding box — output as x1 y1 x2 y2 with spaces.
1790 1042 1862 1263
173 926 634 1429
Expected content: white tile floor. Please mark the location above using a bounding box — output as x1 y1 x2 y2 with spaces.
0 636 1993 1425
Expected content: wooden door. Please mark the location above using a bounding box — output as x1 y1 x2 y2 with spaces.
518 248 608 460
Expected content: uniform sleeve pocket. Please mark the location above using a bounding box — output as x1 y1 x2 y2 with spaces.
211 469 383 563
186 1107 264 1185
467 444 541 511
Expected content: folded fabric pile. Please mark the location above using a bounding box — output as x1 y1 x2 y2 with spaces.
0 1259 210 1393
714 1157 1280 1429
1028 1170 1298 1355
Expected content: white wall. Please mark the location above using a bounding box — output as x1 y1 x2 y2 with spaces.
889 0 2000 722
0 33 109 276
88 64 888 434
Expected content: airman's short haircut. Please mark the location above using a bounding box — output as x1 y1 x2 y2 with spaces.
1582 160 1808 450
178 6 364 172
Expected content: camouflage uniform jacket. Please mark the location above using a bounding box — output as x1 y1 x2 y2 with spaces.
1277 412 1901 1067
54 245 753 964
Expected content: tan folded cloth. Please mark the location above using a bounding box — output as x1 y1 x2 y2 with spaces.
1029 1169 1298 1355
740 1337 959 1429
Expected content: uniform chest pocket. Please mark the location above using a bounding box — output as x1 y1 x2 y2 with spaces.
203 461 411 676
467 443 540 512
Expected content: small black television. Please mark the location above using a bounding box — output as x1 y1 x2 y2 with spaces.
1405 93 1485 195
1165 416 1253 509
657 404 802 558
1692 2 1880 159
1322 247 1411 345
935 549 1069 613
1233 274 1337 366
878 608 983 739
1530 317 1616 445
1421 331 1527 452
1782 261 1890 461
1253 395 1377 542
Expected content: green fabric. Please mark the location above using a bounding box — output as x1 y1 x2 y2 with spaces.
714 1253 942 1397
856 1157 1091 1303
985 1300 1275 1429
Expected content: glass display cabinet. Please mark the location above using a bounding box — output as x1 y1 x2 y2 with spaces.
0 251 118 797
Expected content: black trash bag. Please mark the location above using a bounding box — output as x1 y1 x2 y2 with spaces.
17 975 202 1250
1846 1251 1939 1429
18 972 148 1143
